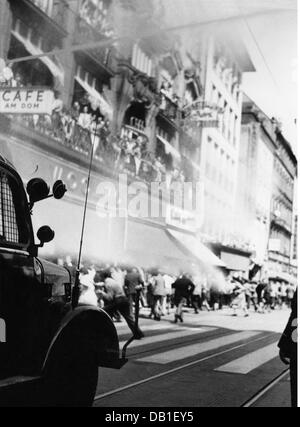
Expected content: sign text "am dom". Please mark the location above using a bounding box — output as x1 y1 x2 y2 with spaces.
0 87 54 115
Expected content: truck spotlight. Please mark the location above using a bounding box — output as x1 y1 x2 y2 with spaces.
37 226 55 247
53 180 67 200
27 178 50 205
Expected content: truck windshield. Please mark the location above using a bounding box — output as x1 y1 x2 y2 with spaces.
0 169 29 246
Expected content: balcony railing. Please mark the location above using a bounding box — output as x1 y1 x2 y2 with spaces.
159 92 180 123
5 109 187 187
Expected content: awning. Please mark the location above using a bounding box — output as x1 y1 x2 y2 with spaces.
75 75 113 119
123 221 194 274
167 229 226 268
220 251 250 271
157 135 181 160
11 30 64 86
268 271 298 286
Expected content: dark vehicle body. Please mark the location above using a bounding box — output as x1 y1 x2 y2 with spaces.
0 154 123 406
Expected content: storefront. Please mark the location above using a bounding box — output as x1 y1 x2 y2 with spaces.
211 243 252 275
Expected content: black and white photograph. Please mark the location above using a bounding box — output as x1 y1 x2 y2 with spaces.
0 0 298 411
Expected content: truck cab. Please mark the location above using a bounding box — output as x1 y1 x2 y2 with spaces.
0 154 123 406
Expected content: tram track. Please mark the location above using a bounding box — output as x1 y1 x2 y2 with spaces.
94 332 277 404
241 369 290 407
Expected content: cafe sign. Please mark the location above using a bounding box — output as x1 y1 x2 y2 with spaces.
0 87 54 115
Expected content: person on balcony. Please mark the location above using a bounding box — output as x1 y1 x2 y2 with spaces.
0 62 14 86
133 145 143 176
62 109 75 144
160 80 173 100
51 91 64 137
78 105 92 130
154 157 166 182
71 101 81 121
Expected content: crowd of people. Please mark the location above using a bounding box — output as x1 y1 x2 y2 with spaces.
1 61 188 185
13 97 188 184
38 101 189 185
64 260 296 338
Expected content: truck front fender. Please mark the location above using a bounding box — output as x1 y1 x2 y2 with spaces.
42 306 122 373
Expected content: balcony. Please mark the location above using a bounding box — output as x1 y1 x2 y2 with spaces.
3 104 189 188
74 14 114 79
72 0 115 79
123 118 147 135
9 0 68 40
118 62 160 106
158 92 180 128
270 214 292 235
29 0 67 26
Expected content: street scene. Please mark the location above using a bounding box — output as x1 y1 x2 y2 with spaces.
0 0 298 410
95 306 292 408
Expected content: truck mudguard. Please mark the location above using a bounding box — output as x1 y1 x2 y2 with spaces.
42 305 121 373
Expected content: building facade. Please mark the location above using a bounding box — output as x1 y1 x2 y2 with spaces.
268 130 297 278
197 31 255 272
238 96 278 271
238 96 297 281
3 0 292 278
0 0 214 273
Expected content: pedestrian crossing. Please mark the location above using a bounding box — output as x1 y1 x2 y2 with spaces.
115 321 281 376
215 342 279 374
136 331 260 364
119 327 216 349
117 322 184 336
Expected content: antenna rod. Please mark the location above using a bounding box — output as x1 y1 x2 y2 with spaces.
72 129 97 309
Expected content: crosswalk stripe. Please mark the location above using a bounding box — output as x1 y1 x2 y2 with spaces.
117 322 211 337
214 342 278 374
119 327 216 349
94 334 270 402
136 331 261 364
117 323 182 337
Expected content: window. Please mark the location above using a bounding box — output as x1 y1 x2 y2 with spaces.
132 44 153 76
79 0 113 38
0 170 29 246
